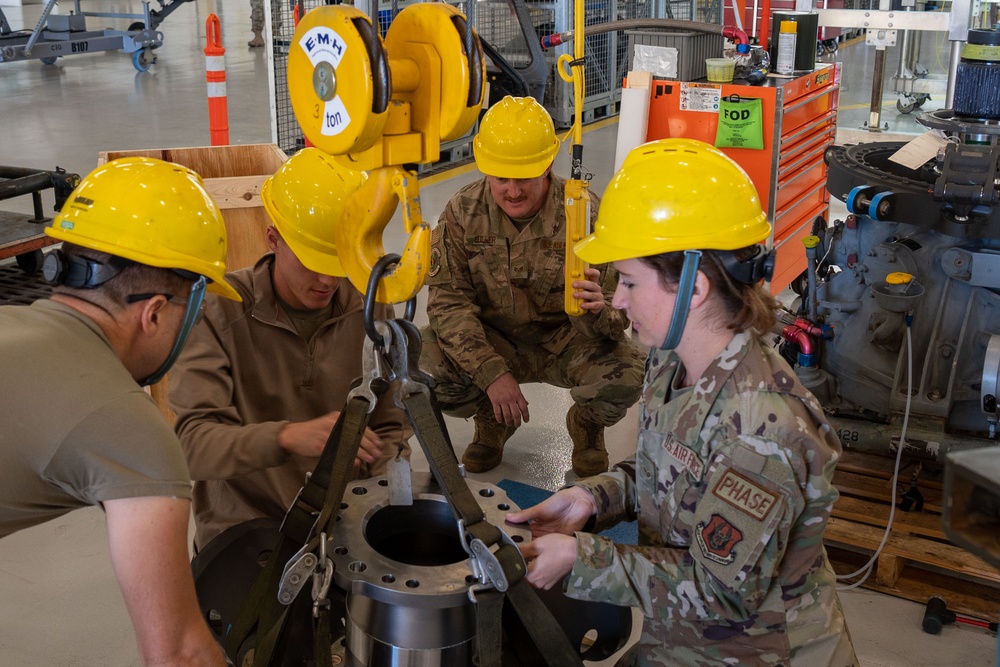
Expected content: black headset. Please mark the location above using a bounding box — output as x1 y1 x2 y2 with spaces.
42 250 132 289
718 246 776 285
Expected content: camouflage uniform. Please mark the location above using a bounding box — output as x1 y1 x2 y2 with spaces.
566 331 858 666
420 175 643 428
250 0 264 32
250 0 281 33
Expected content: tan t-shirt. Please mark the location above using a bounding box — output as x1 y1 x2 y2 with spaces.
0 300 192 538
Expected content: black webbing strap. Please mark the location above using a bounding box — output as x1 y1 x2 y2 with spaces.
223 394 376 665
404 391 489 530
398 389 583 667
313 603 333 667
473 588 504 667
505 579 585 667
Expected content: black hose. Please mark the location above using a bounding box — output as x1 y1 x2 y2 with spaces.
566 18 725 42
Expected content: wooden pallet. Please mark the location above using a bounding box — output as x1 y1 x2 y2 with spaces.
824 449 1000 621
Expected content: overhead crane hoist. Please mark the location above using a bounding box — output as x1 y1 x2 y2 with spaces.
288 3 484 304
192 4 632 666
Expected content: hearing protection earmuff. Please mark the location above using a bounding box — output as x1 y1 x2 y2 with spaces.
719 246 776 285
42 250 132 289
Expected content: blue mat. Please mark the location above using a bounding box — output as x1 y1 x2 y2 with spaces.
498 479 638 544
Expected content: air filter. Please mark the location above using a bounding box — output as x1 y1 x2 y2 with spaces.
953 28 1000 120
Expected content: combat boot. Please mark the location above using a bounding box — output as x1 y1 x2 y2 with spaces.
248 30 264 47
462 403 516 473
567 404 609 477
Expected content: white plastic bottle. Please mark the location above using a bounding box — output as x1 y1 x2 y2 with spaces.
776 20 797 75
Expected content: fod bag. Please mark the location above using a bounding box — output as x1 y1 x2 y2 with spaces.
716 95 764 150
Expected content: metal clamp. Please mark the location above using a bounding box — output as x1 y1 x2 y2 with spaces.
459 519 526 594
277 544 319 606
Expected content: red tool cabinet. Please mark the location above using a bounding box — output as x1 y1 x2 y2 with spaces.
643 63 840 295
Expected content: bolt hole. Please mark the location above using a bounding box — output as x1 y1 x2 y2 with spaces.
352 486 368 495
334 546 348 556
378 479 388 487
381 574 396 583
511 534 524 543
465 574 477 584
497 503 510 511
349 561 367 573
479 488 495 497
405 579 420 588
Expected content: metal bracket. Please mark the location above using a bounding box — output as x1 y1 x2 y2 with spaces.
278 546 319 606
816 9 949 31
866 28 897 48
459 519 526 593
468 537 509 591
942 248 1000 287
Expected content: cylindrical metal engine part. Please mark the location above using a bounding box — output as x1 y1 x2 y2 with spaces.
329 472 530 667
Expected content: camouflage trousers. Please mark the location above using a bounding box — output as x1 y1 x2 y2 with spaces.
250 0 282 32
419 324 644 427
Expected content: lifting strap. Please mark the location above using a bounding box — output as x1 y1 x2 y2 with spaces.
381 317 584 667
222 253 585 666
224 389 381 666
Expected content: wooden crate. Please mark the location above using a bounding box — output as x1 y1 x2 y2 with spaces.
98 144 286 420
825 449 1000 621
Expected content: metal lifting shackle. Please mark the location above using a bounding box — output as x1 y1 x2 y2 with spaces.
288 3 486 306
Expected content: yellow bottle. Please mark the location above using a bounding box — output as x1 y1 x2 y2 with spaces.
776 20 797 75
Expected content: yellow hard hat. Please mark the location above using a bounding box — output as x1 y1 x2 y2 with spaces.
474 96 560 179
46 157 240 301
575 139 771 264
261 148 366 277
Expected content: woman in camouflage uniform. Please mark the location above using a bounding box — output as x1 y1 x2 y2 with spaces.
507 139 858 666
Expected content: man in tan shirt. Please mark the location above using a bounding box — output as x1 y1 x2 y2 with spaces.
1 157 236 666
169 148 410 549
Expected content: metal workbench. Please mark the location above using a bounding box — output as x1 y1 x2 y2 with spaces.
0 166 79 274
